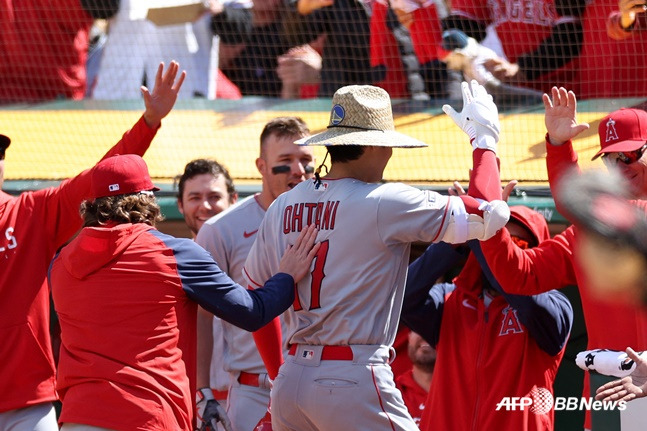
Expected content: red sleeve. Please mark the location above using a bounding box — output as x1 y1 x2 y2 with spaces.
101 115 158 160
546 136 580 217
45 116 158 249
252 317 283 380
469 148 501 201
480 225 578 295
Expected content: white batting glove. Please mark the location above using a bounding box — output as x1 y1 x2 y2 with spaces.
196 388 233 431
443 80 500 153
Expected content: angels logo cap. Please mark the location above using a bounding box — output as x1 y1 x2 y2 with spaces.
90 154 159 199
592 108 647 160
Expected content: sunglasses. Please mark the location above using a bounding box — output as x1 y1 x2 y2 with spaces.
602 144 647 166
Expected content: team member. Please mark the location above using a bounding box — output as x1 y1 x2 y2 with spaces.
196 117 315 431
243 82 510 431
177 159 238 237
394 331 436 426
480 87 647 429
175 159 238 430
0 61 184 431
49 154 320 431
403 206 573 431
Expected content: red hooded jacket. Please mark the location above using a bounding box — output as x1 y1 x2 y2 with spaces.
403 206 573 431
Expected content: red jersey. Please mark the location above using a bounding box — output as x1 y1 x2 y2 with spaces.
450 0 577 91
0 116 156 413
0 0 92 102
50 223 297 430
395 370 427 425
577 0 647 98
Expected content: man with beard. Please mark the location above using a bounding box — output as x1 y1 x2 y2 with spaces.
395 331 436 425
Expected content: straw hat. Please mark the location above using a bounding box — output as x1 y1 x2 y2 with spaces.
295 85 427 147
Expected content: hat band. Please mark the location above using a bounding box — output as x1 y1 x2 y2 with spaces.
327 124 385 132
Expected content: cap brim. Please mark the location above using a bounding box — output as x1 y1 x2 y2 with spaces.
591 139 645 160
295 127 426 148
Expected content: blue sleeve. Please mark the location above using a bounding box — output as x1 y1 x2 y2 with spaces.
401 242 464 347
149 231 295 332
468 240 573 356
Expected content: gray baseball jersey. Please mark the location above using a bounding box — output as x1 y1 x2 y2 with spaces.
197 194 270 374
243 178 454 348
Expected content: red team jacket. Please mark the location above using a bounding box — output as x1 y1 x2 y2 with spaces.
49 223 297 430
403 207 572 431
0 117 156 413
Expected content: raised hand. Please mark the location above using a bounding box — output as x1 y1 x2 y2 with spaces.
543 86 589 146
443 80 500 153
596 347 647 403
142 61 187 129
278 224 320 283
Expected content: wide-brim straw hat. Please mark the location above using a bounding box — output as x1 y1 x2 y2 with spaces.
295 85 427 148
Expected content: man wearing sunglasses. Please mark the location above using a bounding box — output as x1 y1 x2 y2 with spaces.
480 87 647 430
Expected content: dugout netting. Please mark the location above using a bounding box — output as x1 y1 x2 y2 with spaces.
1 0 646 187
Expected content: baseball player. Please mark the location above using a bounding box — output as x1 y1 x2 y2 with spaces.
196 117 315 431
243 82 510 431
0 61 185 431
175 159 239 430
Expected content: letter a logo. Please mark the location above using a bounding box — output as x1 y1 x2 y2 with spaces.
499 306 524 336
605 118 619 142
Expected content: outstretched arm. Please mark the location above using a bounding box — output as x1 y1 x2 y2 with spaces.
183 225 319 332
45 61 185 250
543 86 589 215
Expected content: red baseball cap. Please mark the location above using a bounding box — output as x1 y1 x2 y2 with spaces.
592 108 647 160
90 154 159 199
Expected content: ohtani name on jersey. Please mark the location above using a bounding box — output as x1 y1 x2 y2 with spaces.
283 201 340 233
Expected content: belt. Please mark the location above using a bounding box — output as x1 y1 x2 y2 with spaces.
212 389 228 401
238 371 262 387
288 344 354 360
